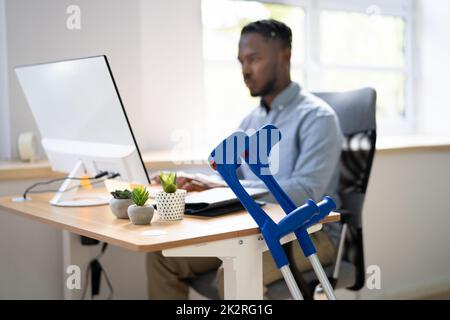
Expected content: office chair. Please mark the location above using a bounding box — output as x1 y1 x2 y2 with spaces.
189 87 377 300
281 87 377 299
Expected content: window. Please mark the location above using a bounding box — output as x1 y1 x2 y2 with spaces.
317 3 412 133
201 0 305 145
201 0 414 137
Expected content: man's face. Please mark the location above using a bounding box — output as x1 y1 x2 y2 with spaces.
238 32 283 97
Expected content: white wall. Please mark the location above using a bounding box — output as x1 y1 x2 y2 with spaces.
5 0 142 159
4 0 203 159
416 0 450 135
0 180 64 299
336 150 450 300
0 0 11 160
139 0 204 151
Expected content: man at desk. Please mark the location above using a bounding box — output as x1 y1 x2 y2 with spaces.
148 19 343 299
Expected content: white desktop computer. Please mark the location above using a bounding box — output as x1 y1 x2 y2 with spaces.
15 56 150 207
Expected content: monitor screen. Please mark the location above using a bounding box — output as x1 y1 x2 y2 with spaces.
15 55 150 186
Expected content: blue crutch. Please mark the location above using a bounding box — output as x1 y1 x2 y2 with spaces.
208 125 337 300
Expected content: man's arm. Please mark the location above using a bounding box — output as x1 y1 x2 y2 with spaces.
240 112 343 207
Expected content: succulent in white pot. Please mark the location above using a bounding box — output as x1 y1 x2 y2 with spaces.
109 189 133 219
156 172 186 221
127 186 154 225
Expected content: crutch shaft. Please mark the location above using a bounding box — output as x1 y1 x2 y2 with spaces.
280 266 303 300
309 254 336 300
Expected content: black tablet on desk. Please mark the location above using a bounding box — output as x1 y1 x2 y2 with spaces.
154 187 268 217
185 199 266 217
184 187 268 217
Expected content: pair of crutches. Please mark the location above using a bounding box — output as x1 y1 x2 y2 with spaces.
208 124 337 300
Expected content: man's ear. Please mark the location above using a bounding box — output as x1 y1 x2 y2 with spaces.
278 47 291 66
282 48 291 63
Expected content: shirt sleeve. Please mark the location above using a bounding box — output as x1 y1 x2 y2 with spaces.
240 111 343 207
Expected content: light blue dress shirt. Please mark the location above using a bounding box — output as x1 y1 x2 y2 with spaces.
237 82 343 227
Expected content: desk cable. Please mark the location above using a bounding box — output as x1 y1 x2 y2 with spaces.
81 242 114 300
22 171 120 200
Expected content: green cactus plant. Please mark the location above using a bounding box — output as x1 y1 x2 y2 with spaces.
131 186 149 207
159 172 177 193
110 189 132 199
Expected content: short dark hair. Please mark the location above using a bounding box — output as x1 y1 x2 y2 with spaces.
241 19 292 49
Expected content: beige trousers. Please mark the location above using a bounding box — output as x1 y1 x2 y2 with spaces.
146 230 336 300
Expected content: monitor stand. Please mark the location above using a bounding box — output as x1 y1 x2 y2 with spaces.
49 160 110 207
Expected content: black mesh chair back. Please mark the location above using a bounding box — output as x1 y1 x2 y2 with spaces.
314 87 377 290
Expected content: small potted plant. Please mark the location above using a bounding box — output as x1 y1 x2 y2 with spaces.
156 172 186 221
109 189 133 219
127 186 154 225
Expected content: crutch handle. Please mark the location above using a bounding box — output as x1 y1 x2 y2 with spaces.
303 196 336 229
277 199 319 238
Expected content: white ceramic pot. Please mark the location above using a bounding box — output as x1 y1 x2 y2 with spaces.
155 189 186 221
109 198 134 219
127 204 154 225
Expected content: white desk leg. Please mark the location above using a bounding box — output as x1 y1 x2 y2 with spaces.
163 234 265 300
220 237 263 300
62 231 92 300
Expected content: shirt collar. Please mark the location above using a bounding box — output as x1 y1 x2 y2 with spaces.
259 82 301 113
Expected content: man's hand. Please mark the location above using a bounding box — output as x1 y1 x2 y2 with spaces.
150 172 226 192
176 176 213 192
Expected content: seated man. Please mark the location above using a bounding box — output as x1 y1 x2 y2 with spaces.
147 19 343 299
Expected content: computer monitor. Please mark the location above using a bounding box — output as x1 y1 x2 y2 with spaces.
15 55 150 207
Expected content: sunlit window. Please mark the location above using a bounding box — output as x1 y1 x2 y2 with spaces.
201 0 413 136
320 10 407 120
201 0 305 144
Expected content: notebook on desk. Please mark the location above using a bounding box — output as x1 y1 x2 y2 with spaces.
152 187 268 217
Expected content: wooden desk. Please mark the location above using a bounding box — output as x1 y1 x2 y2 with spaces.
0 191 339 299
